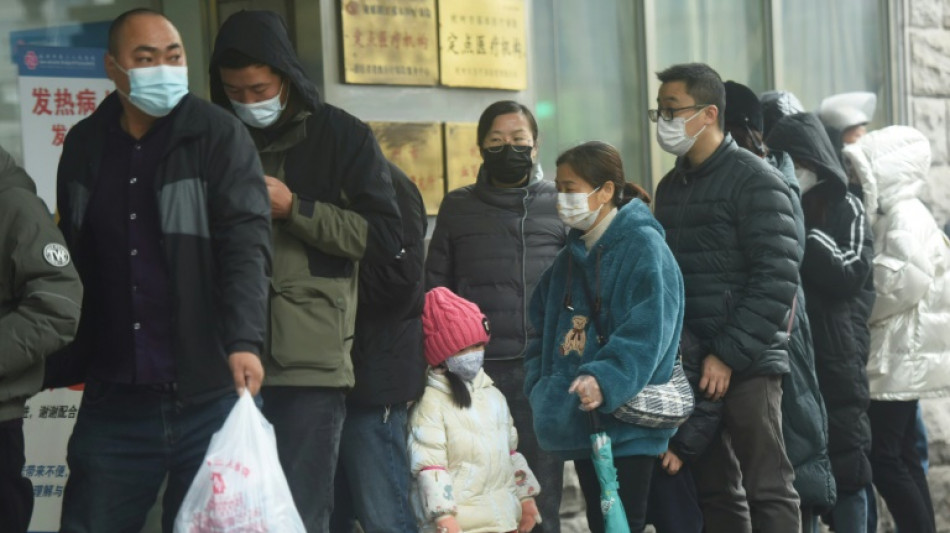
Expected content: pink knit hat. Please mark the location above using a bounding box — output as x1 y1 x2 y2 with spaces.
422 287 491 367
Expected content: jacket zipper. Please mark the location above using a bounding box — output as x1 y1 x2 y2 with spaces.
518 189 530 358
673 172 695 255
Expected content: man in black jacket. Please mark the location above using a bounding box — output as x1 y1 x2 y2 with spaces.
53 9 271 532
330 162 427 533
767 112 875 533
651 63 801 533
209 10 402 531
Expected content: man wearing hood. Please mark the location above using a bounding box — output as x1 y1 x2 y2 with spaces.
0 145 82 533
651 63 801 533
53 9 272 532
724 82 837 530
425 100 566 531
210 10 402 531
767 113 875 533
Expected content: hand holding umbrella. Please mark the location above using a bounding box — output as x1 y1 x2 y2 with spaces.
570 376 631 532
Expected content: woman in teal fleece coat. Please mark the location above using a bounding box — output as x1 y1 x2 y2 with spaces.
524 141 685 532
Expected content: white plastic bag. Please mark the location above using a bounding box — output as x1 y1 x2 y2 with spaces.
173 391 305 533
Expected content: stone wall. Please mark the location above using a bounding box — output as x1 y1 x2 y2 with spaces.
907 0 950 226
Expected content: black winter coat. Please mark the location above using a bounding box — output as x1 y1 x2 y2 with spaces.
653 136 800 378
49 94 272 403
425 167 565 360
769 150 837 511
767 113 874 493
349 163 427 406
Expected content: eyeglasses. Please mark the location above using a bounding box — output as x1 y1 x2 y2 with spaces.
484 143 533 153
648 105 708 123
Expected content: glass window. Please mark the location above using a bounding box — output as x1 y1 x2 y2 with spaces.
778 0 891 128
652 0 769 93
531 1 649 186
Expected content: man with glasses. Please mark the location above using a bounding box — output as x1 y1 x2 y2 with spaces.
650 63 802 533
425 100 565 531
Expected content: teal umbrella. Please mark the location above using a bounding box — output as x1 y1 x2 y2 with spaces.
589 412 630 532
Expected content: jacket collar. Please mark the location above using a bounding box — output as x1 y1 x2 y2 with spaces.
426 367 493 394
673 134 739 181
471 163 547 208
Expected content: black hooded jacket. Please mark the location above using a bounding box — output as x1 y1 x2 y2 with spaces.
767 113 875 492
209 10 402 389
350 163 427 406
209 10 400 268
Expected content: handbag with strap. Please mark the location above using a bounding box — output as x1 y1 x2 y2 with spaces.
565 253 694 429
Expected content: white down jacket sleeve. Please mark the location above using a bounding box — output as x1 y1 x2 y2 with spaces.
869 213 936 323
508 416 541 501
408 394 458 521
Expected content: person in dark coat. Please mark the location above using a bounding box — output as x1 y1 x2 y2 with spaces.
330 162 427 533
0 145 82 533
651 63 802 533
425 101 566 531
767 112 875 533
209 10 403 531
53 9 272 531
725 82 837 530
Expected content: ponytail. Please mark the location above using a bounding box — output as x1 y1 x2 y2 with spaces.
619 182 651 207
444 370 472 409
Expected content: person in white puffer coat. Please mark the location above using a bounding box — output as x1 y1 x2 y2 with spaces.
842 125 950 533
409 287 541 533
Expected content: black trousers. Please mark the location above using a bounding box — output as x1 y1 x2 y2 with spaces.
0 419 33 533
868 399 936 533
646 461 704 533
575 454 654 533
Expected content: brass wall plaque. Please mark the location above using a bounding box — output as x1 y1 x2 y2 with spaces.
368 121 445 215
444 122 481 192
340 0 439 85
437 0 527 90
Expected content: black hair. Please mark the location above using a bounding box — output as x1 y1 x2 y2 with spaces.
726 123 769 158
444 369 472 409
108 8 166 56
656 63 726 131
476 100 539 148
555 141 651 207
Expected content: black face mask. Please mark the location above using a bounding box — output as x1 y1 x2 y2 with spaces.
481 145 534 186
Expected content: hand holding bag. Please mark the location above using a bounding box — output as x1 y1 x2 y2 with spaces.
173 391 305 533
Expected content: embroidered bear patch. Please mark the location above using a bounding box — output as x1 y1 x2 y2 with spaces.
560 315 588 357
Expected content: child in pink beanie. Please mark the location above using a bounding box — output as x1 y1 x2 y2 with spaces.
409 287 541 533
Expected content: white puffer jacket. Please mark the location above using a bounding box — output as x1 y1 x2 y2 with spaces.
843 126 950 400
408 368 540 533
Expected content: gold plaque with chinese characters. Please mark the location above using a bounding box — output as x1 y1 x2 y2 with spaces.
340 0 439 85
437 0 527 90
444 122 481 192
368 121 445 214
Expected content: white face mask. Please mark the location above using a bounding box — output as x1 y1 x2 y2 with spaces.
446 350 484 382
114 62 189 118
557 186 603 231
229 82 286 129
795 167 819 194
656 107 707 156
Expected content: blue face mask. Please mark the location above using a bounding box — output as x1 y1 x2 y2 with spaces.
229 82 287 129
113 61 189 117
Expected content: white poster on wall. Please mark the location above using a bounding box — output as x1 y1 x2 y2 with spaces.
16 44 111 533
